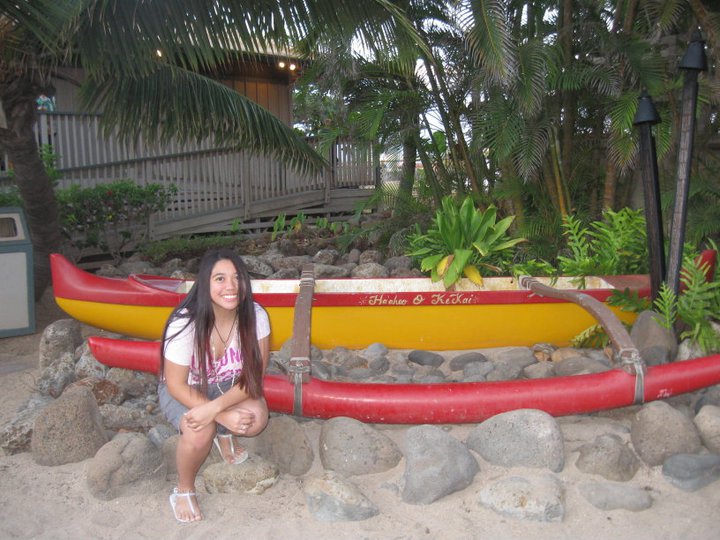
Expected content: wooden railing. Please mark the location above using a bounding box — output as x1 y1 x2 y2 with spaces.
2 112 377 235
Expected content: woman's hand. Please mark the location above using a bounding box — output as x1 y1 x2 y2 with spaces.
183 401 220 431
216 406 256 434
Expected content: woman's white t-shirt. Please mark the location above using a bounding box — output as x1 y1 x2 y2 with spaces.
163 302 270 386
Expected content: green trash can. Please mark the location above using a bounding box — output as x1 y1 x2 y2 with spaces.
0 207 35 337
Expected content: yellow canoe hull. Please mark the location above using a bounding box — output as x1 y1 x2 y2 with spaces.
55 296 637 351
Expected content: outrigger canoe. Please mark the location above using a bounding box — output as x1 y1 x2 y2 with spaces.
50 252 715 351
51 252 720 424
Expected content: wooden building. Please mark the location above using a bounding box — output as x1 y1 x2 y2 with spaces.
12 55 378 240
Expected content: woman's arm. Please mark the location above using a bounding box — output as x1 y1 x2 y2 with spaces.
163 360 208 408
184 335 271 430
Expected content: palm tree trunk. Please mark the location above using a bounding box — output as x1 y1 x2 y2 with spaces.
0 93 62 300
395 134 417 217
602 160 617 210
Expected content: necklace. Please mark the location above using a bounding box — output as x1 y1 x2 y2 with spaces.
212 317 236 359
210 317 237 395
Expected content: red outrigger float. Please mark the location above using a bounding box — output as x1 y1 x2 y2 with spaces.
88 336 720 424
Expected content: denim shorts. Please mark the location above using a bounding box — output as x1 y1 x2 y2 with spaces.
158 379 235 434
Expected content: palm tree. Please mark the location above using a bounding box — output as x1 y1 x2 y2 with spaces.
0 0 416 297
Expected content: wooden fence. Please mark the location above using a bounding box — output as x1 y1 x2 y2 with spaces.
3 112 378 238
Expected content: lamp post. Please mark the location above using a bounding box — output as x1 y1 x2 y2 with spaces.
666 29 707 296
633 90 664 300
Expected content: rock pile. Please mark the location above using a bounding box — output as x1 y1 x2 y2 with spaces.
1 242 720 523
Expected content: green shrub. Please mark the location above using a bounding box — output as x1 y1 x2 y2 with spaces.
0 184 22 207
140 235 242 265
57 179 177 262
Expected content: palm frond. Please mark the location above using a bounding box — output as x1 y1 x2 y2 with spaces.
458 0 516 83
81 63 326 174
514 38 548 115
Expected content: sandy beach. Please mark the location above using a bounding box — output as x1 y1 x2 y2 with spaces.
1 290 719 540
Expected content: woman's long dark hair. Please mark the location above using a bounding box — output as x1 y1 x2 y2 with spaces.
160 249 264 399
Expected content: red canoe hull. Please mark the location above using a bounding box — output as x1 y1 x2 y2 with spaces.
88 336 720 424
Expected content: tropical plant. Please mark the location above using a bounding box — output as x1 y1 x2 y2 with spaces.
673 256 720 353
558 208 649 286
577 252 720 353
271 214 287 241
407 195 525 288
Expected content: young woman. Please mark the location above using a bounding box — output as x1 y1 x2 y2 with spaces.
158 249 270 523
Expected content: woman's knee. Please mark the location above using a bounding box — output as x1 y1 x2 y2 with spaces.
179 419 215 450
245 399 269 436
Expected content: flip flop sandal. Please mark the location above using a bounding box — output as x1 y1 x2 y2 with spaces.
169 488 200 523
213 433 249 464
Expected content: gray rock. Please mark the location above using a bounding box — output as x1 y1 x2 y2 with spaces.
320 417 401 476
449 352 488 371
99 404 159 430
412 369 446 383
383 256 413 273
312 248 340 265
676 338 705 361
36 352 76 397
575 433 640 481
463 360 495 381
550 347 583 362
203 455 279 494
524 362 556 379
485 347 536 381
662 453 720 492
694 386 720 413
160 257 185 275
358 249 383 264
117 260 157 275
532 343 556 362
559 415 630 445
630 401 702 466
553 356 610 376
147 423 177 449
272 254 313 272
367 356 390 376
478 475 565 522
402 425 479 504
343 248 361 264
105 368 157 398
31 386 109 466
0 394 52 455
74 345 108 379
86 432 166 500
38 319 83 370
408 350 445 368
274 340 324 367
247 415 314 476
350 262 388 278
467 409 565 472
240 255 274 278
694 404 720 453
269 267 299 279
313 264 351 278
304 470 379 522
361 342 389 359
578 481 652 511
630 310 677 365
